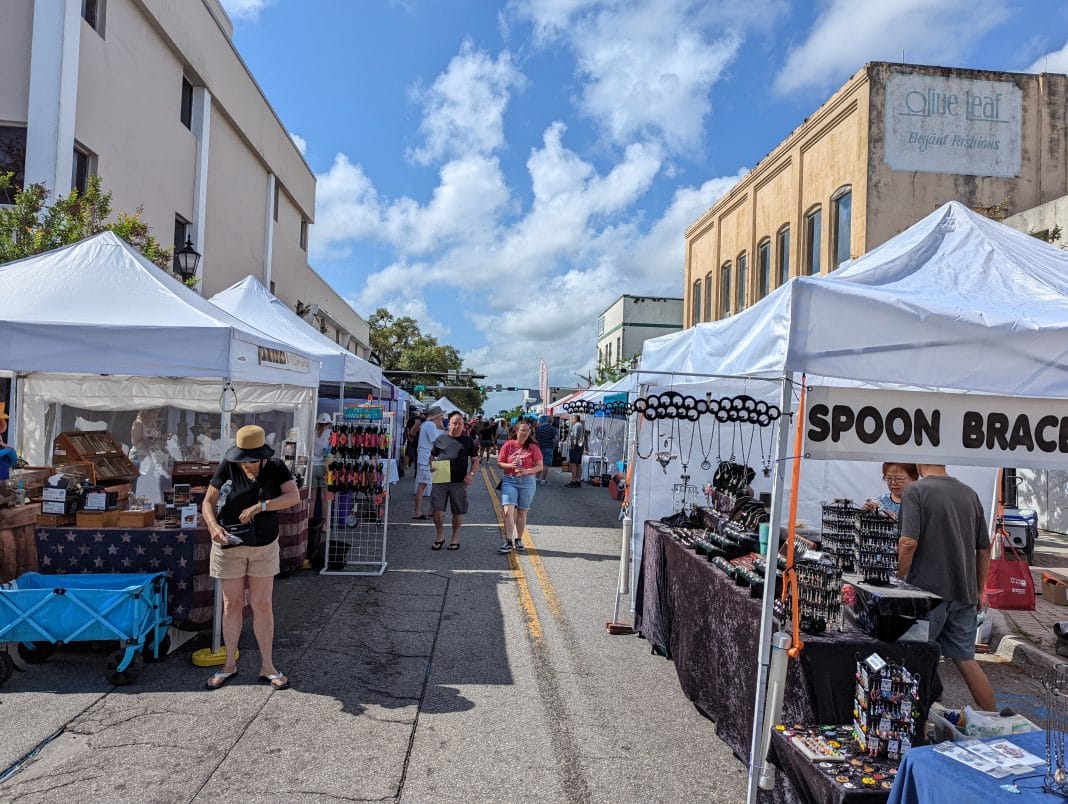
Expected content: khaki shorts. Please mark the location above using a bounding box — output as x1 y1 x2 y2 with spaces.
209 540 280 579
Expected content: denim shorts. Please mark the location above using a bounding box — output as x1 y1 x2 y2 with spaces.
540 448 555 467
928 600 979 660
500 474 536 510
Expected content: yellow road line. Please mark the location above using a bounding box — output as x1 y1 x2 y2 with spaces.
481 465 542 644
484 466 564 621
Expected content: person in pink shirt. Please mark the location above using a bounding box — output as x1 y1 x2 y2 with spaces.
496 421 544 554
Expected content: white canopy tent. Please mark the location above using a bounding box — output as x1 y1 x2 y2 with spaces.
635 201 1068 800
0 232 320 465
429 396 465 418
209 276 382 388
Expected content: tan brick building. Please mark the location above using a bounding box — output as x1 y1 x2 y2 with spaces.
684 62 1068 326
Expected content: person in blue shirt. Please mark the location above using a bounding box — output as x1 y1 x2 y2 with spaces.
864 462 918 520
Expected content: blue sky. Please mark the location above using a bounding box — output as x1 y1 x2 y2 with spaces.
221 0 1068 410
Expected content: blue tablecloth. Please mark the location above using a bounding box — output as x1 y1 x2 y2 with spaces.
888 731 1054 803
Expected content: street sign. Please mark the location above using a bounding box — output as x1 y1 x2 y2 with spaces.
414 384 426 392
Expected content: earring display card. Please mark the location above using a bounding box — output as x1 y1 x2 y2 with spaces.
853 653 921 760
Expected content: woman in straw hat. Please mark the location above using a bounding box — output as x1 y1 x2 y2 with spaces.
201 425 299 690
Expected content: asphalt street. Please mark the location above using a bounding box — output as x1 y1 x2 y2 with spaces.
0 463 748 802
0 461 1051 802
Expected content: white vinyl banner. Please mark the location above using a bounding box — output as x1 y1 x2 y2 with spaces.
805 387 1068 469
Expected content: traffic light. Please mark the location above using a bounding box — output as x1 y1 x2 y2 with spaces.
495 384 502 392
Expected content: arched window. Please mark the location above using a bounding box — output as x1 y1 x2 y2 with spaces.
757 239 771 299
691 279 702 325
719 262 732 318
735 252 748 311
703 272 713 322
777 225 790 287
804 206 822 275
831 186 852 270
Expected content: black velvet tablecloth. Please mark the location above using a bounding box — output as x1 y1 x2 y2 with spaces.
634 521 941 792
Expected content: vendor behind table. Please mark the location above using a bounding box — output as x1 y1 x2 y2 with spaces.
864 462 919 520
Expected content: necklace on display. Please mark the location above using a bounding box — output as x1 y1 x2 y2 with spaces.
696 417 716 471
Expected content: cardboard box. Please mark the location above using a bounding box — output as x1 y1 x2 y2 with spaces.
76 510 120 528
41 498 79 515
116 509 156 528
84 489 119 511
180 504 198 529
1042 571 1068 606
42 487 68 502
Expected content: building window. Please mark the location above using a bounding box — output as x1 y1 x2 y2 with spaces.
269 281 276 294
703 272 713 321
804 207 822 275
735 252 748 312
299 218 308 251
273 182 280 222
172 215 190 273
82 0 105 35
757 239 771 299
831 187 852 270
71 144 93 195
616 336 622 364
691 280 702 326
180 77 193 130
597 315 605 336
0 126 27 205
777 226 790 287
719 262 731 318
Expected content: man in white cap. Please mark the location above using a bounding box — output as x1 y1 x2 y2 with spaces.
413 406 445 519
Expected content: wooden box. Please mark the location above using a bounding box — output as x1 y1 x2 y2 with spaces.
76 510 120 528
172 461 218 487
52 431 136 482
10 466 53 500
116 509 156 528
37 513 76 528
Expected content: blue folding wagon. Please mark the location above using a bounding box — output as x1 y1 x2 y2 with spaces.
0 572 171 686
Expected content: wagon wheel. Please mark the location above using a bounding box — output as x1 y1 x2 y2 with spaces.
105 650 145 685
0 652 14 686
142 633 171 664
17 641 56 664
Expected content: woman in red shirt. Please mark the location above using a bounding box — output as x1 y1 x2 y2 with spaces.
496 421 544 553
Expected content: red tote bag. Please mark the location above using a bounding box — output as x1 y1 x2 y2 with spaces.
984 534 1036 611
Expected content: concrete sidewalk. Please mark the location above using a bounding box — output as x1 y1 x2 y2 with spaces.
991 528 1068 680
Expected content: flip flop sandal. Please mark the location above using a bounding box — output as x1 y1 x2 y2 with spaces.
259 672 290 690
206 669 238 690
447 543 460 550
431 539 446 550
411 514 430 520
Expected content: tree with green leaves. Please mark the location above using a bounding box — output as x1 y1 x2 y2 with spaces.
0 173 176 278
368 308 487 414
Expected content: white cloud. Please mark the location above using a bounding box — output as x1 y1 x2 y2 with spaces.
775 0 1007 95
512 0 784 153
1027 41 1068 74
408 41 525 165
289 132 307 156
219 0 272 21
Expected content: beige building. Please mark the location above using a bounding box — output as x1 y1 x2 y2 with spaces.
0 0 369 356
684 62 1068 326
597 294 682 368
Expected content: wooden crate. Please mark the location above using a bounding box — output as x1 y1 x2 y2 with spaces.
116 509 155 527
76 510 120 528
10 466 53 500
37 513 76 528
52 431 136 482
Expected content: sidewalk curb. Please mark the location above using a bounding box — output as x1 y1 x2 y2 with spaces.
989 609 1063 682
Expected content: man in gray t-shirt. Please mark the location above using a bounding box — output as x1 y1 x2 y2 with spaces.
898 464 994 710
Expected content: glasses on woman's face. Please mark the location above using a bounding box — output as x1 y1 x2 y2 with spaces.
883 475 908 484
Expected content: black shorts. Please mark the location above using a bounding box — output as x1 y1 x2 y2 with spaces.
431 482 469 514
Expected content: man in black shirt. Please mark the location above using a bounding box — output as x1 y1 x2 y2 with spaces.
430 411 480 549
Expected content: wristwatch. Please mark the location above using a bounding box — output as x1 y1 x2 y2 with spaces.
260 500 268 513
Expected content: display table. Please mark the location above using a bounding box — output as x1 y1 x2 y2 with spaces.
581 455 609 481
888 731 1051 803
0 503 41 582
770 729 897 803
634 521 941 769
35 526 212 626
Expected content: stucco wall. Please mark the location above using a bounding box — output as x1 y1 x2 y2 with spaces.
76 0 196 235
865 63 1068 248
0 2 32 123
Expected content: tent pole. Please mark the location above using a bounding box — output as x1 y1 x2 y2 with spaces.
607 406 638 634
746 374 796 802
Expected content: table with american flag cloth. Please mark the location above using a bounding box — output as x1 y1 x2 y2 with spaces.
35 527 213 627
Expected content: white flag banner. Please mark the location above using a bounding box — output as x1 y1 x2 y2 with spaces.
805 386 1068 469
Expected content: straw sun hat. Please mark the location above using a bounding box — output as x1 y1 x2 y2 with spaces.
225 425 275 463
